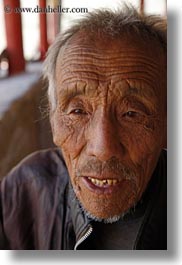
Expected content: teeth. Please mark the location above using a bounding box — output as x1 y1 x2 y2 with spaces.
91 178 96 184
107 179 112 185
88 177 120 186
96 179 100 185
112 180 117 185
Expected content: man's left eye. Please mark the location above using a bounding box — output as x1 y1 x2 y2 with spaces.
123 111 139 118
70 109 87 115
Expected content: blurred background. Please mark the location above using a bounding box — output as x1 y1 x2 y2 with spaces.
0 0 167 179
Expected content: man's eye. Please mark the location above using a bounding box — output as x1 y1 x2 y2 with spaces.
70 109 87 115
123 111 139 118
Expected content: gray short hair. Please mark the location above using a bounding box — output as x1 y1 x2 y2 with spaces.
43 5 167 112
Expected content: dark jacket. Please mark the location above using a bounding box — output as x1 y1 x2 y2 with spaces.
0 148 167 250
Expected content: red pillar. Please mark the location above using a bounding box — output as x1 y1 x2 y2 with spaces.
140 0 145 15
39 0 48 60
47 5 60 45
3 0 25 75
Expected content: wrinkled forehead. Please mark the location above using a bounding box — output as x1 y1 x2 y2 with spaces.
55 31 166 105
57 30 165 65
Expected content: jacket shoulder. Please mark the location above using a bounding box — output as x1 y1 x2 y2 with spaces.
0 148 69 249
136 149 167 249
2 148 68 186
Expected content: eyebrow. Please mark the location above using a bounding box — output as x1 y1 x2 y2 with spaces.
58 82 96 101
125 82 157 96
124 86 158 111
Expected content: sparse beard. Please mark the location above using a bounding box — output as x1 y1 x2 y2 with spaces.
70 185 132 224
80 204 127 224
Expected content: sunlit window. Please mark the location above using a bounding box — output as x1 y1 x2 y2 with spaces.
20 0 40 60
0 1 7 53
145 0 166 15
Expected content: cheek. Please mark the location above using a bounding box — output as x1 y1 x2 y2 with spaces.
51 111 86 170
120 121 163 191
53 111 83 145
122 121 163 164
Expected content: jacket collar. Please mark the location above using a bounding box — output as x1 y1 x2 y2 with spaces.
68 183 91 242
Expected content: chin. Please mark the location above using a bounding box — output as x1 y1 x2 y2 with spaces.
80 204 129 224
75 188 138 223
73 177 138 221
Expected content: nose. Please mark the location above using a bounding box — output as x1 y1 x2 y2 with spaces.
86 112 125 161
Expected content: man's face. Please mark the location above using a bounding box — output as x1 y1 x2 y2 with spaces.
51 33 166 220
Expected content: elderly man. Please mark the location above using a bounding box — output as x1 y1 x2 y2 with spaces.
0 6 166 250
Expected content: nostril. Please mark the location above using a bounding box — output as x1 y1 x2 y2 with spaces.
86 130 124 161
85 113 125 160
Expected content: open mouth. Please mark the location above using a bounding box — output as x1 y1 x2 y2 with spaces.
87 177 121 187
82 176 123 194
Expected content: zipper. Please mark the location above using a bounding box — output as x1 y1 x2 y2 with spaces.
74 225 93 250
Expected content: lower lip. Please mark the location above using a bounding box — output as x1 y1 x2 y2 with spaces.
81 176 124 195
